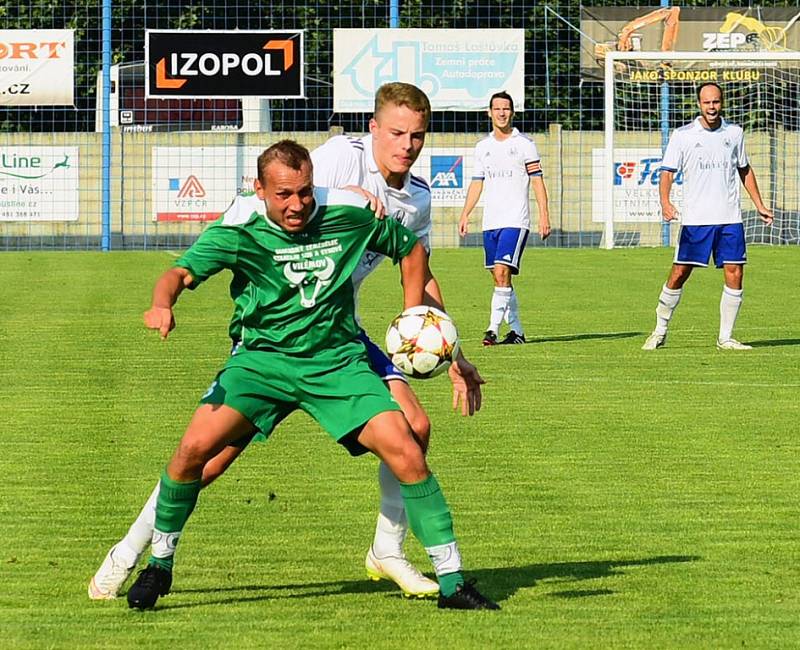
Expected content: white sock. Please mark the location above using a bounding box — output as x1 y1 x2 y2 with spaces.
371 462 408 558
506 288 524 335
488 287 512 333
426 541 463 577
655 284 682 335
719 286 743 342
116 482 159 564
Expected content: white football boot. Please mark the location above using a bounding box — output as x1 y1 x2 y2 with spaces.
88 544 139 600
642 332 667 350
716 338 752 351
365 547 439 598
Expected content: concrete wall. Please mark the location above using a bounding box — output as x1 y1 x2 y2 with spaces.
2 128 797 248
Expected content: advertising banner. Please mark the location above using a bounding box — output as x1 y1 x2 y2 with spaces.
591 148 684 223
581 7 800 81
0 147 78 221
152 147 241 221
334 29 524 111
0 30 74 106
146 30 303 98
413 148 480 207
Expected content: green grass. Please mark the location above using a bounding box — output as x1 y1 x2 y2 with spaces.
1 247 798 649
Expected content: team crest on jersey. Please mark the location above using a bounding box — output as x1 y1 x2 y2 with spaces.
723 138 732 148
283 257 336 308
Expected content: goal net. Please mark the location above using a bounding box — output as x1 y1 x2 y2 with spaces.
600 51 800 249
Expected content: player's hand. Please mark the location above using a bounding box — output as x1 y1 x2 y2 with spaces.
458 216 469 237
661 202 678 222
757 205 774 225
448 353 485 416
539 216 551 241
143 306 175 340
344 186 385 219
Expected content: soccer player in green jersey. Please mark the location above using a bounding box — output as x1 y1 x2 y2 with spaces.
124 140 498 611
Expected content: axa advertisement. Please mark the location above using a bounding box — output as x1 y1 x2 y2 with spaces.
146 30 303 98
0 29 74 106
333 29 524 111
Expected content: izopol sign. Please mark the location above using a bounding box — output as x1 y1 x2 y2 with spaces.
333 29 524 111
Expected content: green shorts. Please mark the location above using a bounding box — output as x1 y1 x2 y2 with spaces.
200 340 400 453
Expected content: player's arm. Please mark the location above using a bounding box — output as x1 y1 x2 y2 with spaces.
738 165 774 225
408 246 485 417
143 267 194 340
659 132 681 221
144 216 240 339
659 170 677 221
410 251 486 416
530 175 551 240
458 179 484 237
398 242 429 309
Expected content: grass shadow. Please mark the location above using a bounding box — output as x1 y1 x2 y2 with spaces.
531 332 644 344
150 554 699 611
747 338 800 348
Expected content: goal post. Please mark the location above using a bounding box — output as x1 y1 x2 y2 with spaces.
602 50 800 249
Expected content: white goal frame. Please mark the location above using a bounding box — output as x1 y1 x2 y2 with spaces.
602 50 800 249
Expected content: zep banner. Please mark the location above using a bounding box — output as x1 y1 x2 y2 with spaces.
145 30 304 98
0 30 74 106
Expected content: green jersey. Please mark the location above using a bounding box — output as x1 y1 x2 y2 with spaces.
175 189 418 355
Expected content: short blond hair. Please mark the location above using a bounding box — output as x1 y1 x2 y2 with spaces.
374 82 431 127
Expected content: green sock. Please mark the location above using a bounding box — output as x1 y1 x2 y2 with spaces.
400 473 464 596
148 470 202 571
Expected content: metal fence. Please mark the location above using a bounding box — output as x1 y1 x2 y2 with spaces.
2 1 800 250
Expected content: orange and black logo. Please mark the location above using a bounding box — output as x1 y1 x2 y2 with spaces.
146 30 303 98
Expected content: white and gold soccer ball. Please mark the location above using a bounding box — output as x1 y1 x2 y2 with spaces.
385 306 460 379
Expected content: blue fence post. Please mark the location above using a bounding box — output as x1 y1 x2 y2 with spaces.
660 0 670 247
101 0 112 251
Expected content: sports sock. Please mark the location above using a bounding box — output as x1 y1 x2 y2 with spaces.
488 287 512 333
506 288 524 335
655 284 682 335
371 462 408 558
148 470 201 571
400 474 463 596
719 286 743 342
116 481 160 565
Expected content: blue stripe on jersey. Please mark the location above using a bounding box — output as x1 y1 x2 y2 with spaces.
472 175 485 180
410 175 430 193
346 137 364 151
659 166 678 173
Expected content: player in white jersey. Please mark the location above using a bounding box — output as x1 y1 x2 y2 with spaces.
458 91 550 346
642 83 773 351
89 83 486 601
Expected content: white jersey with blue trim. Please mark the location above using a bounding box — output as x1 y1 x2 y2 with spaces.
660 117 748 226
471 127 542 231
311 134 432 294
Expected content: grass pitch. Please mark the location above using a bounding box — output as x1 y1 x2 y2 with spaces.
1 247 798 649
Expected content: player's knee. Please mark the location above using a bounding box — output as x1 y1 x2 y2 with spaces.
385 435 429 483
174 435 217 475
200 446 243 487
406 411 431 452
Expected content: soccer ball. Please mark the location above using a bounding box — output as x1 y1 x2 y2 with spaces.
385 306 460 379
